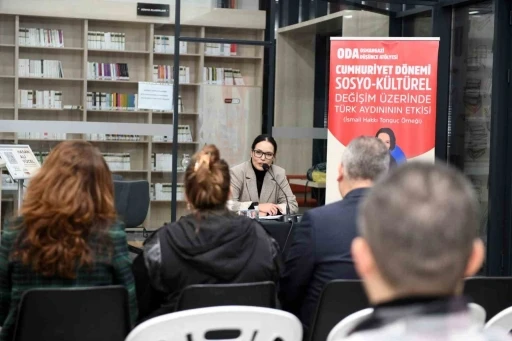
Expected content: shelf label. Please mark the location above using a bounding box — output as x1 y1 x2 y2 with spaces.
138 82 173 111
137 3 170 17
0 145 41 180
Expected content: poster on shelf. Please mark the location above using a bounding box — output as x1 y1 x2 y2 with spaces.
0 145 41 180
326 37 440 203
138 82 173 111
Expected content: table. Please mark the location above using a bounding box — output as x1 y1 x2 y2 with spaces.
127 219 298 256
289 179 326 206
289 179 326 188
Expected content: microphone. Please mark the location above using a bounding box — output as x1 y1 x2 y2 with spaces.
262 163 291 221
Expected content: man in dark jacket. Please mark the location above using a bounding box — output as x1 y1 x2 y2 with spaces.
279 136 390 336
133 211 281 323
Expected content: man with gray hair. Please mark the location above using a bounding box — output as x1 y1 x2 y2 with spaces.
280 136 390 335
343 162 510 340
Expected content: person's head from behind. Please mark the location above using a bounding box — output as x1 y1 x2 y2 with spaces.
338 136 389 197
375 127 396 151
185 144 230 210
15 141 116 279
251 134 277 171
352 162 484 304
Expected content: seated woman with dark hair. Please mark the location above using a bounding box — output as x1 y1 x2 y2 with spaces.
0 141 137 341
134 144 280 323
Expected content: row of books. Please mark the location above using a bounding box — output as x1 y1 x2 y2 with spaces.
153 125 193 143
18 59 64 78
18 90 63 109
152 153 173 171
87 62 130 80
87 31 126 50
205 43 237 56
86 92 138 110
153 36 187 54
17 132 67 140
104 153 131 171
151 183 185 201
152 65 190 84
85 134 142 142
203 67 244 85
19 27 64 47
216 0 237 8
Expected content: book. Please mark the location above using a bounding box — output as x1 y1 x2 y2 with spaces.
18 89 62 108
205 43 235 56
19 59 64 78
153 35 187 54
152 65 190 84
88 31 125 50
203 67 243 85
87 62 130 80
19 28 64 47
86 92 138 111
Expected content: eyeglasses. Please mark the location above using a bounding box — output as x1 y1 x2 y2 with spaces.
253 149 274 160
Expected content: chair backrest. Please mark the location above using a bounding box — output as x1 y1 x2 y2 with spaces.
326 308 373 341
468 302 486 326
112 174 124 181
114 180 150 228
176 282 276 311
464 277 512 321
13 286 131 341
485 306 512 333
308 280 369 341
125 306 302 341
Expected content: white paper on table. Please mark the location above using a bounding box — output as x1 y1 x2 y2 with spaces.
259 215 283 220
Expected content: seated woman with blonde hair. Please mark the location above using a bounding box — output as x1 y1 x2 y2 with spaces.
134 144 280 323
0 141 137 341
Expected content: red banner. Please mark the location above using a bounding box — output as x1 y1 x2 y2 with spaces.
326 38 439 203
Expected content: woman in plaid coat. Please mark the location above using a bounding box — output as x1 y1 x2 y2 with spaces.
0 141 137 341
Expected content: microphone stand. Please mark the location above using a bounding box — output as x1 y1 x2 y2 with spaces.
263 164 291 223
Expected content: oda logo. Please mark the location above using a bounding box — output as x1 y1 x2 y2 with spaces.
224 98 240 104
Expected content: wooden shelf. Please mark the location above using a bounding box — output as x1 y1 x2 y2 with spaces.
152 82 201 87
19 45 83 51
0 105 14 109
18 107 83 111
87 109 150 114
0 44 14 48
204 55 262 60
88 48 150 55
87 79 140 84
152 111 198 116
88 140 149 144
153 52 201 57
0 75 15 78
152 141 199 145
19 77 84 82
18 139 67 142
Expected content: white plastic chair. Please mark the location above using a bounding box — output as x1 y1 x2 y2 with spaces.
125 306 303 341
485 306 512 332
326 308 373 341
468 302 486 326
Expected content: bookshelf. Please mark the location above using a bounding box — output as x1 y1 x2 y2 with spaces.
0 5 265 230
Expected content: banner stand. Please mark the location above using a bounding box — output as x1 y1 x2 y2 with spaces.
17 179 24 212
326 37 440 204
